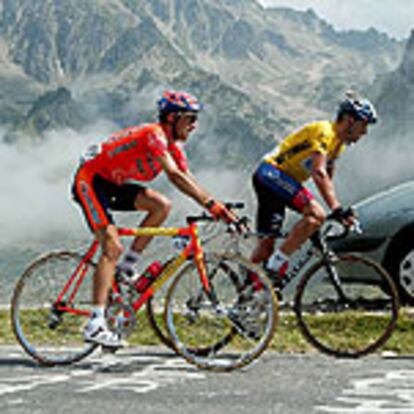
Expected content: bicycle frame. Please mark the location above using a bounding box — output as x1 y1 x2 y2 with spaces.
53 221 211 317
281 228 357 299
236 226 342 292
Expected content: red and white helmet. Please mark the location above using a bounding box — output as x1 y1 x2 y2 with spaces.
157 90 202 114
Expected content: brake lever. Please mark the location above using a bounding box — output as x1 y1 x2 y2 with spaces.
350 219 363 235
325 218 363 241
228 216 250 234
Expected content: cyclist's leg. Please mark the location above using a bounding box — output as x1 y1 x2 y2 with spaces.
93 225 123 305
280 200 325 255
108 183 172 273
84 225 125 346
105 183 174 346
251 162 322 284
251 237 276 264
254 162 325 255
72 171 124 347
250 164 285 265
130 188 172 252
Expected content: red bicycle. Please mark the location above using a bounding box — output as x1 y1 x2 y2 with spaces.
11 205 278 372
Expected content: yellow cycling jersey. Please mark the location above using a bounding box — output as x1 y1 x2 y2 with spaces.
264 121 345 182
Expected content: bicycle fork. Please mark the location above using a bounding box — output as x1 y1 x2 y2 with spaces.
310 231 348 302
321 255 349 303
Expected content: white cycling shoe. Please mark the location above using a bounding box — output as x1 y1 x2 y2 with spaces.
84 318 124 348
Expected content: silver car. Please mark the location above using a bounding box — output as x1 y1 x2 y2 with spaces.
331 181 414 304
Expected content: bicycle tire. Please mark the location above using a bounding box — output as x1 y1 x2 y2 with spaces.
294 254 399 358
146 297 174 349
146 258 175 350
11 251 98 366
165 253 278 372
146 256 235 354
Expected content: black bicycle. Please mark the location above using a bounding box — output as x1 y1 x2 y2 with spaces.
229 214 399 358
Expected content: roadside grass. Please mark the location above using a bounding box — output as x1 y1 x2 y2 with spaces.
2 308 413 355
0 309 14 344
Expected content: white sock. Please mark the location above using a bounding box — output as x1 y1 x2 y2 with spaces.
118 249 141 275
91 306 105 320
87 307 106 333
266 249 289 271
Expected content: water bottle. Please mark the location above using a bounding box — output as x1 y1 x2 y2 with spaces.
134 260 164 293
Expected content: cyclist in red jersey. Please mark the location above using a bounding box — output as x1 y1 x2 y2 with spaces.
72 90 237 347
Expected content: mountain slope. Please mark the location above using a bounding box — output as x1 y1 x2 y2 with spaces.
0 0 406 165
372 30 414 139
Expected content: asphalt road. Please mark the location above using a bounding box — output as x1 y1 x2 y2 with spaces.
1 346 414 414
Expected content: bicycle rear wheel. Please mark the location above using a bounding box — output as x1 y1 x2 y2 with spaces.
294 254 399 357
11 251 97 365
165 253 278 372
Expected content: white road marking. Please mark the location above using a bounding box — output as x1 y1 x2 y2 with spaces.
0 374 71 397
317 370 414 413
0 353 205 398
76 358 205 394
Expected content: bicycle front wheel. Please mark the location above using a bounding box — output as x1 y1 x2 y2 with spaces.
294 254 399 358
165 253 278 372
11 251 97 365
146 258 175 350
146 255 234 352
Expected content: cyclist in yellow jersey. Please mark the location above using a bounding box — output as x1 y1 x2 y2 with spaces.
250 93 378 290
264 120 346 183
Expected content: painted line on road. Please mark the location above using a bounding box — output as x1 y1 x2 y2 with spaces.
317 370 414 413
0 353 206 398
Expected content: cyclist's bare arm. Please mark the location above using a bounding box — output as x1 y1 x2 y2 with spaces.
157 151 211 207
326 160 335 179
310 152 341 210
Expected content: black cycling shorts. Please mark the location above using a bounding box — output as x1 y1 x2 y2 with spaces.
72 173 146 232
252 162 314 235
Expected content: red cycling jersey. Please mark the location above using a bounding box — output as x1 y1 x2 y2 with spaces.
79 123 188 184
72 123 189 231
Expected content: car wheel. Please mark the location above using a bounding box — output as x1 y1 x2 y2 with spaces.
384 235 414 305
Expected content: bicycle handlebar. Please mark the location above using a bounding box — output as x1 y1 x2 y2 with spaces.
224 201 245 210
186 213 249 231
186 206 249 235
186 201 245 224
186 213 214 224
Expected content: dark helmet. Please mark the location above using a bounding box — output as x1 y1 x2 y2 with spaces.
157 90 202 115
337 94 377 124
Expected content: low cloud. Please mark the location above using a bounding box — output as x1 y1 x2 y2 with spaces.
335 133 414 206
0 122 117 248
2 119 414 250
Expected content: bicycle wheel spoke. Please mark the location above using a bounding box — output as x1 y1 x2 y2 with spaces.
12 252 97 365
165 253 278 372
139 255 234 350
295 254 399 357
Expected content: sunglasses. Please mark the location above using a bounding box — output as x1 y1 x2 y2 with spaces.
181 113 198 123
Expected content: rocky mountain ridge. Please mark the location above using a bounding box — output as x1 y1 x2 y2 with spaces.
0 0 407 164
373 29 414 139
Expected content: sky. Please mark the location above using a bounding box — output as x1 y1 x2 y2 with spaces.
259 0 414 40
